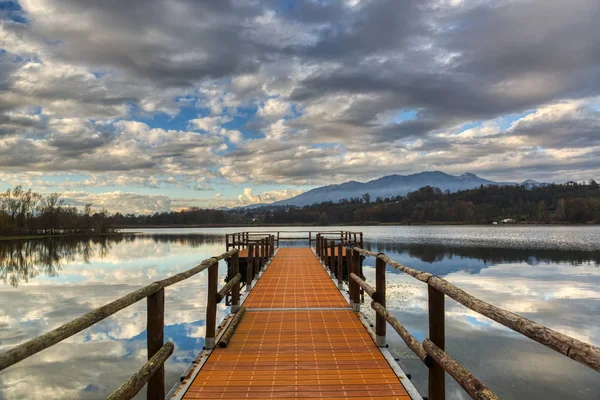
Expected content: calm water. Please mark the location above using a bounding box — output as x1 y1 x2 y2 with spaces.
0 226 599 399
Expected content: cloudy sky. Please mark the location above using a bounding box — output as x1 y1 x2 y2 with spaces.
1 0 599 213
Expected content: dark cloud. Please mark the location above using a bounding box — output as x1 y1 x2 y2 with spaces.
1 0 600 199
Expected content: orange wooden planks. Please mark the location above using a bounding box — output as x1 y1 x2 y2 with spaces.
244 248 348 309
181 247 411 400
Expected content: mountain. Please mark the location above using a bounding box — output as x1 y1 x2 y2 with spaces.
272 171 518 207
520 179 548 190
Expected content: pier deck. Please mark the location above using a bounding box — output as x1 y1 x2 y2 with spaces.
181 248 412 399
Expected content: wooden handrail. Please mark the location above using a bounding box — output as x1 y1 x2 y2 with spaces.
0 283 161 372
423 340 499 400
351 246 600 373
371 301 431 366
350 272 376 299
216 273 241 303
106 341 175 400
0 248 239 400
218 306 247 348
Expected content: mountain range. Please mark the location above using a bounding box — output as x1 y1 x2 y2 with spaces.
269 171 544 207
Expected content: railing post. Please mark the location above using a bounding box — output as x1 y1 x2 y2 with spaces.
225 234 230 251
337 242 343 289
271 235 275 255
247 243 254 291
323 239 328 268
277 231 280 247
260 238 266 271
309 231 312 246
359 232 364 248
147 288 165 400
350 249 360 312
428 286 446 400
265 237 269 264
231 251 240 312
329 240 335 278
205 261 218 349
375 255 386 347
254 241 260 280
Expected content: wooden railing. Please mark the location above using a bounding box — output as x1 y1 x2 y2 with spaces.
328 246 600 400
226 230 362 248
0 248 244 400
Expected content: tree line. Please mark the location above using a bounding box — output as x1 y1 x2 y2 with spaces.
1 180 598 237
0 186 116 236
259 180 600 225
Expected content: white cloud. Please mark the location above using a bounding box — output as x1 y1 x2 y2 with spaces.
62 191 172 214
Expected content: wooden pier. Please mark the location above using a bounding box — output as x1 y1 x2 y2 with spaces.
179 248 411 399
1 230 599 400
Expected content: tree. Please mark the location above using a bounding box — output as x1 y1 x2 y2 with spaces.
362 193 371 204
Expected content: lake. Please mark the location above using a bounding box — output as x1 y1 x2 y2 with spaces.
1 226 599 399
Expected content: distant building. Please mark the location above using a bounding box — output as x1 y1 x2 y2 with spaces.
500 218 515 224
492 221 498 225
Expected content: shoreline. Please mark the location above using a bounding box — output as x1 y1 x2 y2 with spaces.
1 222 597 240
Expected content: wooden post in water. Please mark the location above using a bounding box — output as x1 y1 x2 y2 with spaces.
329 240 335 278
205 262 218 349
375 256 386 347
247 243 254 291
231 251 240 312
337 242 344 289
428 286 446 400
147 288 165 400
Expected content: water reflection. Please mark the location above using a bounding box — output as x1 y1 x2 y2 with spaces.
359 240 600 400
0 227 599 400
0 234 223 287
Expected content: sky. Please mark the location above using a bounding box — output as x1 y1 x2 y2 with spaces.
1 0 600 214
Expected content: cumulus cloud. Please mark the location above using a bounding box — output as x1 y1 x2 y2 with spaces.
237 188 304 206
62 191 171 214
2 0 600 211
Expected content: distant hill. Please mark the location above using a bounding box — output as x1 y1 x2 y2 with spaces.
272 171 519 207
